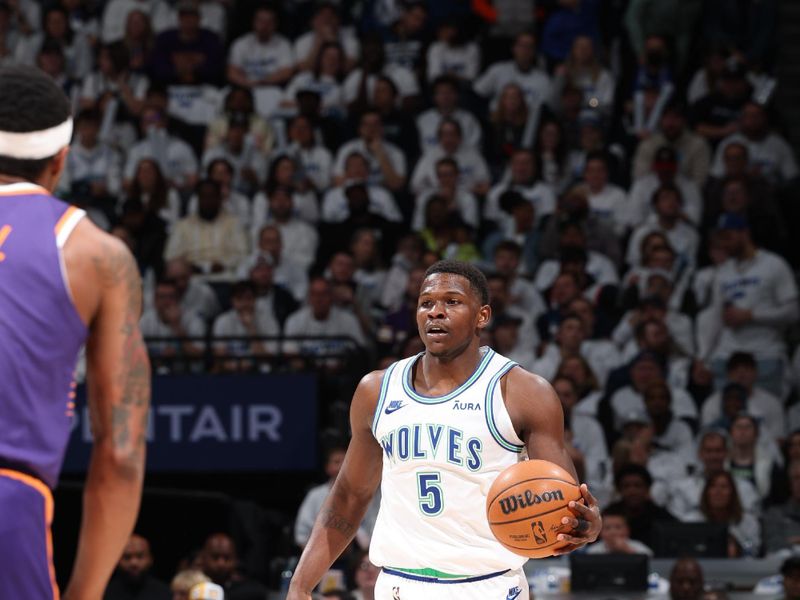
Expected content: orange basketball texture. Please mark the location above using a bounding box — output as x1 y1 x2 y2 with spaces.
486 459 582 559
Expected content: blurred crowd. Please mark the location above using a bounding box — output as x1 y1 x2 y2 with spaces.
9 0 800 582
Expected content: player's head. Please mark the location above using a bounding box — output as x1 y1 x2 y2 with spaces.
199 533 237 585
0 64 72 189
418 261 490 359
117 534 154 584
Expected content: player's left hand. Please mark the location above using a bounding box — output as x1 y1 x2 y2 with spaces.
552 484 602 555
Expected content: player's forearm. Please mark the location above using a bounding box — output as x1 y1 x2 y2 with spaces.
289 483 371 593
63 442 145 600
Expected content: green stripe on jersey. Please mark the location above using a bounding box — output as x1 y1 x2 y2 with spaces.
389 567 470 579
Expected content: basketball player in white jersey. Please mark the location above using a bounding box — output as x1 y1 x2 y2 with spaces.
288 261 601 600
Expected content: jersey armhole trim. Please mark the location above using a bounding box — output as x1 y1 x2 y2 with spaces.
54 207 88 327
372 362 398 435
485 361 525 453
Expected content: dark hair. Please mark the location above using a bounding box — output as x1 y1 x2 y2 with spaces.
651 182 682 206
494 240 522 257
206 157 234 179
431 74 460 93
230 279 256 298
100 42 131 75
196 178 221 197
781 556 800 577
585 150 608 167
314 41 345 81
700 470 742 524
128 158 168 212
76 108 102 125
726 351 756 372
424 260 489 305
437 117 462 138
614 463 653 490
0 64 71 181
435 156 458 171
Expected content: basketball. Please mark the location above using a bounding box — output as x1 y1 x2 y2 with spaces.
486 459 583 559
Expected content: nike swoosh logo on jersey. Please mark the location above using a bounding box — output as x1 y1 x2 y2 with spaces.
506 588 522 600
385 400 406 414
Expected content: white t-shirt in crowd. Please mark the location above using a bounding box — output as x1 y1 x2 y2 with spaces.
333 138 407 187
342 64 420 104
285 143 333 192
711 132 799 185
283 72 345 115
484 181 557 229
321 184 402 224
416 108 482 152
586 184 630 235
212 309 280 355
283 305 367 351
293 29 360 65
626 172 703 227
610 385 698 430
412 189 479 231
426 41 481 82
124 131 199 188
473 60 552 109
228 32 294 82
534 252 620 292
626 215 700 268
410 147 490 194
701 387 786 441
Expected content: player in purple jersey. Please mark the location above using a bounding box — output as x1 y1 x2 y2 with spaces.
0 64 150 600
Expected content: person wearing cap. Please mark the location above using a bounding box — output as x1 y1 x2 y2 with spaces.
698 212 798 398
701 352 785 443
690 57 753 144
628 145 704 226
484 148 557 230
227 5 294 89
710 101 798 186
150 0 224 86
632 101 711 188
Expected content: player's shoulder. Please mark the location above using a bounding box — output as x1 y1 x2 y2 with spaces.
502 364 554 394
500 363 560 413
356 368 389 398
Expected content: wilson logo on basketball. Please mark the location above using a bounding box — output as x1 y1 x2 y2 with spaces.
498 489 564 515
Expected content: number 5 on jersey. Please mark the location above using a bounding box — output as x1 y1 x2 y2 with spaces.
417 472 443 516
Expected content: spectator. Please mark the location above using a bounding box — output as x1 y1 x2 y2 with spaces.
628 145 704 228
37 38 77 99
491 240 545 314
412 157 479 232
490 314 536 372
382 1 428 73
536 119 570 192
369 75 419 162
164 179 248 274
285 114 334 193
485 148 556 231
226 5 293 88
171 570 210 600
642 380 695 462
604 463 676 549
334 110 407 191
163 257 221 321
473 31 552 110
201 114 267 197
626 183 700 269
283 41 347 118
351 228 387 311
15 5 92 79
103 534 170 600
140 278 205 362
417 75 481 153
191 158 251 231
348 550 380 600
212 280 279 371
123 106 199 193
323 154 402 224
150 0 224 86
691 58 752 145
710 101 798 187
698 213 798 397
586 508 653 555
205 86 274 157
188 582 225 600
579 151 629 236
380 233 425 312
250 224 309 303
294 3 359 72
284 277 368 355
120 9 155 73
425 18 480 83
482 192 540 276
780 556 800 599
102 0 154 43
556 353 603 416
486 273 539 350
198 533 268 600
0 3 20 65
535 270 584 343
728 413 782 500
614 294 694 362
118 198 168 276
632 101 711 188
763 461 800 555
624 0 702 72
238 253 298 330
539 0 602 65
342 34 418 111
627 35 675 141
251 176 320 260
552 35 615 116
255 154 320 225
124 158 182 230
701 352 785 443
669 558 705 600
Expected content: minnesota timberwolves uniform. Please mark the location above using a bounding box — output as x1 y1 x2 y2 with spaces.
370 347 530 599
0 182 87 598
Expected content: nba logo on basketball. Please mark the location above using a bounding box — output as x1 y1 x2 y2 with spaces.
531 520 548 545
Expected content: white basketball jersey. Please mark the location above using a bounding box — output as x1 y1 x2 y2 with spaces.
369 347 528 574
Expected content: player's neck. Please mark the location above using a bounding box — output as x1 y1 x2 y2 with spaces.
417 342 484 393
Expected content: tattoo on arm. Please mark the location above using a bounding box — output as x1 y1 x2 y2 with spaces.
320 508 356 538
91 241 151 460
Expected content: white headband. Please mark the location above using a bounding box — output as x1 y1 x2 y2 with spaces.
0 118 73 160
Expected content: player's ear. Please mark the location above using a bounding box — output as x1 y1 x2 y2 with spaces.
476 304 492 330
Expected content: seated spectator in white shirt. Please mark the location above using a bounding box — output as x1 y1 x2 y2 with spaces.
16 5 92 79
412 157 478 232
163 179 248 275
586 509 654 555
124 106 199 193
486 274 540 352
410 118 490 196
323 153 402 225
212 280 280 372
293 3 359 72
254 155 320 226
334 109 407 192
626 183 700 269
491 240 545 316
240 253 299 330
556 354 604 418
484 148 556 231
727 413 783 500
205 86 274 156
579 151 629 236
473 31 552 110
552 35 616 117
617 317 691 392
284 276 368 357
163 257 221 321
140 278 205 364
426 18 480 84
284 114 333 193
342 34 419 111
710 101 799 187
642 381 695 463
615 290 694 359
282 41 347 118
251 185 319 271
185 158 251 232
60 109 123 228
698 214 798 397
124 158 182 231
701 352 786 443
201 112 267 197
489 314 536 373
250 224 310 303
417 75 482 153
657 430 761 520
102 0 154 43
627 145 703 227
226 5 294 88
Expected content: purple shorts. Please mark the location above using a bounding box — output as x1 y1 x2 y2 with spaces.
0 469 58 600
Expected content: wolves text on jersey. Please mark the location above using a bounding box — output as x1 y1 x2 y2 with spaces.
379 424 483 471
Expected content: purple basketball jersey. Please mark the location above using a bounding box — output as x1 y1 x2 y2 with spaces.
0 182 88 488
